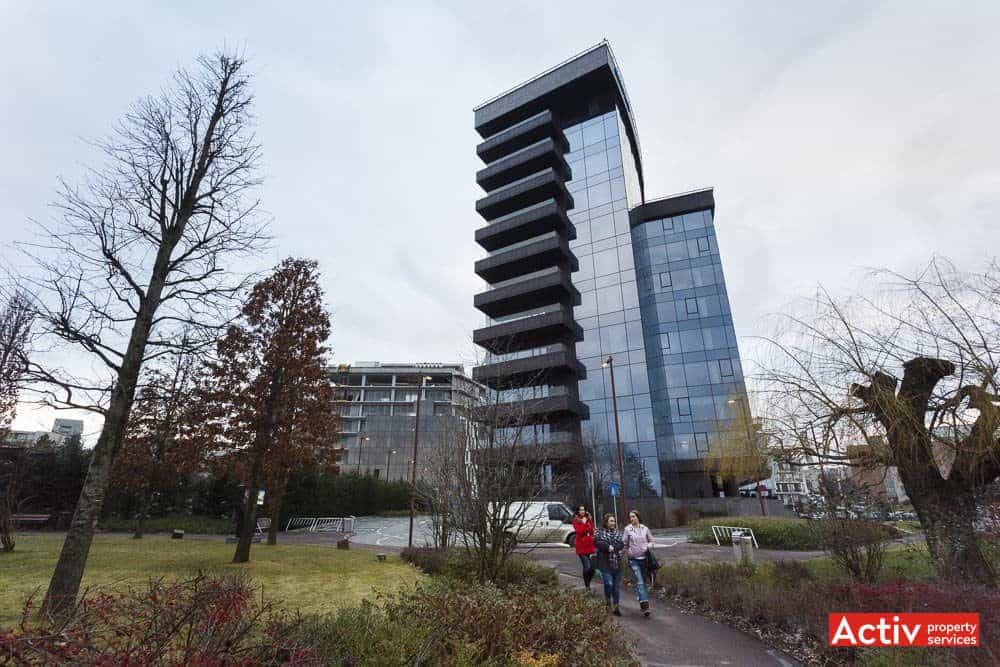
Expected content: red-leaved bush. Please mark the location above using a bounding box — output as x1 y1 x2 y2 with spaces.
657 562 999 666
0 574 318 665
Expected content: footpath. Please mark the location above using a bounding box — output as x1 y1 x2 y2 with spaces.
533 549 802 667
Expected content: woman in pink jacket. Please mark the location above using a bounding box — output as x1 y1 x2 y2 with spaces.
623 509 653 617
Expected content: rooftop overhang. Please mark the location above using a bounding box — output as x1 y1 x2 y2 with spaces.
629 188 715 229
473 41 644 197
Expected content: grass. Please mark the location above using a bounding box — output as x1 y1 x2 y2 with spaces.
0 534 424 627
804 542 936 582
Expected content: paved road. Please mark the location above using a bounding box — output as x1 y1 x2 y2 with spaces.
349 516 691 550
531 548 802 667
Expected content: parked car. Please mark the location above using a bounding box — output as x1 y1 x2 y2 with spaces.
496 501 576 546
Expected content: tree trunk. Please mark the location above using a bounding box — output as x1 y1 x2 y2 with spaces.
233 367 283 564
0 500 14 553
42 231 177 616
267 477 286 546
910 483 995 585
41 392 130 616
233 475 260 563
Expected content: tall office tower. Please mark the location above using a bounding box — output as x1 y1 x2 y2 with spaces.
472 42 749 504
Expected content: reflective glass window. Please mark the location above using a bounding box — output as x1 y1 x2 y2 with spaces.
667 241 688 261
600 324 627 355
597 284 623 313
591 213 614 241
585 150 609 176
593 247 619 276
582 121 605 146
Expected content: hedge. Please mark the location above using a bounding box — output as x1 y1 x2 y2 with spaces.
686 516 898 551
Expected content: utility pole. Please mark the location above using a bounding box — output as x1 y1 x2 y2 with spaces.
387 449 396 480
603 356 626 525
408 375 432 548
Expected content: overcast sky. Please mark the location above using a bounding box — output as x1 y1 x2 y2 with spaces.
3 1 999 438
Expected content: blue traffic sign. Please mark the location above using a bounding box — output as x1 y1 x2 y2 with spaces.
608 482 620 497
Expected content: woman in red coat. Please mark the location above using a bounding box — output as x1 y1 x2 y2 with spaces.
572 506 597 590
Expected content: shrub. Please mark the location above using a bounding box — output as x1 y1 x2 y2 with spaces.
0 574 315 664
284 579 635 666
813 519 890 582
771 559 813 588
281 471 411 521
655 561 1000 666
687 516 898 550
97 514 234 535
401 547 558 587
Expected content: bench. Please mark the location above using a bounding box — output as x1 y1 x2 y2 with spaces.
711 525 758 549
12 514 51 528
256 517 271 534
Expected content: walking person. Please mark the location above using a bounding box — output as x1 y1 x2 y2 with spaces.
623 509 654 617
594 514 625 616
571 505 597 590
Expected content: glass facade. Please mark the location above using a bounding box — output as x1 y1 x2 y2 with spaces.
632 208 746 496
472 42 749 501
564 110 658 499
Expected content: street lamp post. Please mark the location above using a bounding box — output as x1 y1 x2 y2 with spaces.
386 449 396 480
408 375 432 548
602 356 626 525
729 397 766 516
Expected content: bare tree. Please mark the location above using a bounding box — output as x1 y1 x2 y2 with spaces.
15 52 268 615
0 291 33 434
420 373 580 582
756 257 1000 584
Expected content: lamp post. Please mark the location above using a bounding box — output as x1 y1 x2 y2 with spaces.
408 375 433 548
386 449 396 480
602 356 626 525
728 397 765 516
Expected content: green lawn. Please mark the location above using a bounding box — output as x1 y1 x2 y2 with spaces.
0 534 424 626
804 542 937 582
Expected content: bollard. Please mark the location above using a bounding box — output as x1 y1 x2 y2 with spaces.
731 531 754 565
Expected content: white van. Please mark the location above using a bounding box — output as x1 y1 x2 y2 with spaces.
499 501 576 546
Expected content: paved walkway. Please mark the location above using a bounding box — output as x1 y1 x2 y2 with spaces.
532 551 801 667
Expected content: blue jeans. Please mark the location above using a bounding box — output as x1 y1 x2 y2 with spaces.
600 567 621 605
578 554 593 576
628 557 649 603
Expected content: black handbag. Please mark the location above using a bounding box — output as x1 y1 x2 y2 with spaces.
645 547 660 573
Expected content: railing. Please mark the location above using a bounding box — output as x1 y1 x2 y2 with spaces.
711 525 758 549
285 516 356 534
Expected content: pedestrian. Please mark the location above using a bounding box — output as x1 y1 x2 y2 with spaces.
594 513 625 616
623 509 654 617
571 505 597 589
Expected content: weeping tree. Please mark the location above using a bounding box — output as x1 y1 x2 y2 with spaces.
17 52 267 615
757 257 999 585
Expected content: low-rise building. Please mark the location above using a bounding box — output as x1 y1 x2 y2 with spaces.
331 362 486 482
